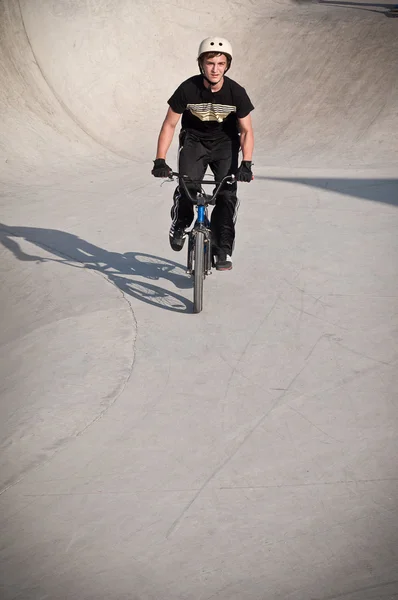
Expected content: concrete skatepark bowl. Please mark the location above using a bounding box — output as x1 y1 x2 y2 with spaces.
1 0 398 598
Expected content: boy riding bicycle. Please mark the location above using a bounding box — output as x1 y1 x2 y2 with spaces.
152 37 254 271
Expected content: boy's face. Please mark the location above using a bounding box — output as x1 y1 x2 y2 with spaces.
202 54 228 84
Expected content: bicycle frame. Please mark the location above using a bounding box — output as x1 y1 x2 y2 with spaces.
171 172 235 267
168 172 235 312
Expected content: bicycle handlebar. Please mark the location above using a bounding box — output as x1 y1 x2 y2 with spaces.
169 172 235 205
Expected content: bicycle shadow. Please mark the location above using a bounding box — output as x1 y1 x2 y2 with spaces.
0 223 193 313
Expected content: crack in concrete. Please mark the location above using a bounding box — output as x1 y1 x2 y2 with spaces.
0 241 138 497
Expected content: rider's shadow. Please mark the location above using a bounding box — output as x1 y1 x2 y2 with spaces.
0 223 193 313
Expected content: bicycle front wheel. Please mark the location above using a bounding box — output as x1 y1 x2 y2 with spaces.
193 231 205 314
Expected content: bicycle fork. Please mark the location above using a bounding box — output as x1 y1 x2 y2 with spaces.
187 206 212 276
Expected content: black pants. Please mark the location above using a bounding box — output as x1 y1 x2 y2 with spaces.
171 131 240 255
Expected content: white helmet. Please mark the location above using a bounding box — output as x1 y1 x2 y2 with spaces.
197 37 233 79
197 37 233 61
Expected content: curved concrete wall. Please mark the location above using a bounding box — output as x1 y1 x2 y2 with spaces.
1 0 397 168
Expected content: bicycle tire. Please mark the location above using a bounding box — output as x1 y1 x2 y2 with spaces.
193 231 205 314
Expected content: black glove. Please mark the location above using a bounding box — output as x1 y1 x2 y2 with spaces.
152 158 172 178
236 161 253 182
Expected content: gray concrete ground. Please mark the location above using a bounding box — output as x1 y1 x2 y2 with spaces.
1 1 398 599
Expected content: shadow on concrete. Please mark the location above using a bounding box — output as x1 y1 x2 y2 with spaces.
0 224 193 313
292 0 398 16
320 0 398 16
256 177 398 206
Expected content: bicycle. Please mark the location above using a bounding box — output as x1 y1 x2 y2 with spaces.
169 172 235 314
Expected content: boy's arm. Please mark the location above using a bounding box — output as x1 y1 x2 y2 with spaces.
237 114 254 161
236 114 254 182
152 107 181 177
155 107 181 160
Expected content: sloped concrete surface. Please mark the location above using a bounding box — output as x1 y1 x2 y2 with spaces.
1 1 398 599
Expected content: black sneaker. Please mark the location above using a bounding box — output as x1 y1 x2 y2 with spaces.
215 251 232 271
169 227 186 251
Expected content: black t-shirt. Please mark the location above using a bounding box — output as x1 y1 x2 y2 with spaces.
168 75 254 140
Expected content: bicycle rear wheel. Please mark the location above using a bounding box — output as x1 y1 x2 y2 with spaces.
193 231 205 313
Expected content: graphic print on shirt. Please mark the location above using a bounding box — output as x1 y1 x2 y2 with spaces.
187 102 237 123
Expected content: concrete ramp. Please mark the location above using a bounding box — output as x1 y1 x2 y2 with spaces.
1 0 397 167
1 1 398 599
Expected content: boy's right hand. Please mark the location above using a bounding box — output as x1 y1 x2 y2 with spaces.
152 159 172 178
